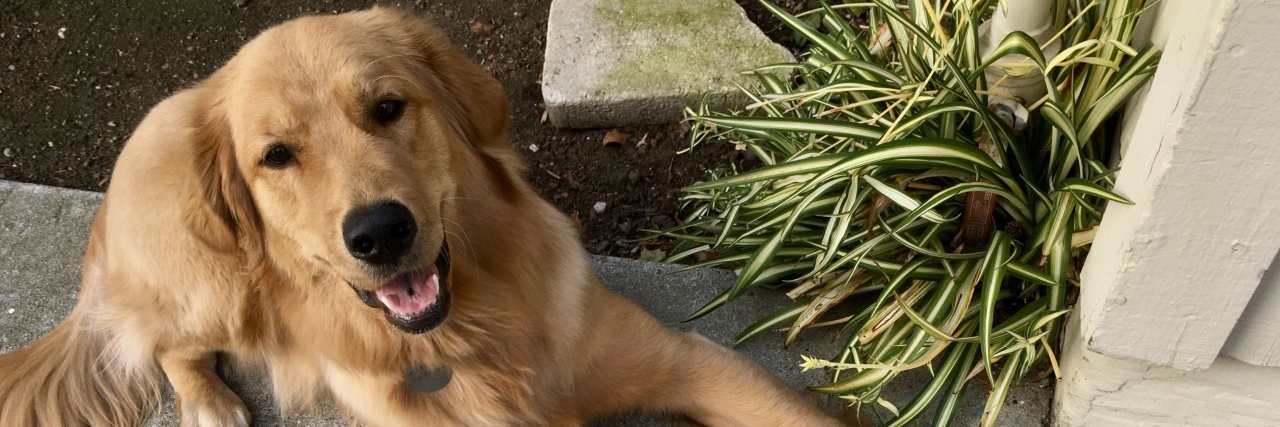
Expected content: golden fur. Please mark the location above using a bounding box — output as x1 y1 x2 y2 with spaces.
0 8 842 426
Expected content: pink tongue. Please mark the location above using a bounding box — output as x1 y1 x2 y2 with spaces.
375 266 439 318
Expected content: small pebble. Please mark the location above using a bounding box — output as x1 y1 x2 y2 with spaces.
527 144 538 152
593 202 606 213
6 65 13 71
47 141 54 148
57 27 66 39
2 148 11 157
6 308 13 314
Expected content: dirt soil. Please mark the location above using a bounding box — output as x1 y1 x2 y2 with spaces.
0 0 809 257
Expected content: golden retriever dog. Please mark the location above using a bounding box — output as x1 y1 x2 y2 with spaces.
0 7 841 427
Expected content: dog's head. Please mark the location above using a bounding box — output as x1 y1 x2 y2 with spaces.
191 8 515 334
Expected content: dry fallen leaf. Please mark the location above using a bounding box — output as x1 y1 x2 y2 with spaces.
868 22 893 55
639 248 667 263
732 141 748 151
469 19 495 38
676 121 692 138
602 129 630 147
569 211 584 232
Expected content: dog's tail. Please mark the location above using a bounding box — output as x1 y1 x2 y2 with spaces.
0 304 162 426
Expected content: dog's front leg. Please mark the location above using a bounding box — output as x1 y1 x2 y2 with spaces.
573 287 842 427
159 350 250 427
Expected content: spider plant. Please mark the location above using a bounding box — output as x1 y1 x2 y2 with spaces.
662 0 1159 425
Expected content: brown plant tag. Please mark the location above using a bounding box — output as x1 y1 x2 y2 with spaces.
962 190 997 246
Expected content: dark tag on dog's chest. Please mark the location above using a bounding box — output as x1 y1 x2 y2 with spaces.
404 363 452 393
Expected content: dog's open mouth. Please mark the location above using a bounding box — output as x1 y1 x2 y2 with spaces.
351 246 451 334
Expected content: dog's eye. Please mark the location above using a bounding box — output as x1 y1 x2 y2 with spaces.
373 100 404 124
264 145 294 167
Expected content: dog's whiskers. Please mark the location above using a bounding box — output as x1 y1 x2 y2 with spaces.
439 219 479 267
444 231 478 267
440 219 480 268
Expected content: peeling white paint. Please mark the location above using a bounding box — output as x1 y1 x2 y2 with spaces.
1058 317 1280 426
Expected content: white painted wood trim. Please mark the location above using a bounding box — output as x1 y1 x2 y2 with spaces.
1223 252 1280 366
1055 317 1280 426
1076 0 1280 370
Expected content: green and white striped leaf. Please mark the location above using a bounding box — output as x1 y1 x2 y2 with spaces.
864 176 949 222
888 336 971 427
682 154 845 192
979 232 1013 382
980 350 1024 427
694 115 885 142
972 31 1048 83
931 341 978 427
757 0 856 61
1059 177 1134 204
1006 260 1056 287
801 138 1012 192
735 298 811 346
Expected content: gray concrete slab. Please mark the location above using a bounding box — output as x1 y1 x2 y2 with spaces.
541 0 792 128
0 180 1049 426
0 182 101 351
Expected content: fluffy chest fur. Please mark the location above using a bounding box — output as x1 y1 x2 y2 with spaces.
260 259 579 426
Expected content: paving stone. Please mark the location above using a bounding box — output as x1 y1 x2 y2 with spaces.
542 0 792 128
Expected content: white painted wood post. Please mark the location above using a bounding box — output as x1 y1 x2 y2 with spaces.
1223 253 1280 366
1057 0 1280 424
1075 0 1280 371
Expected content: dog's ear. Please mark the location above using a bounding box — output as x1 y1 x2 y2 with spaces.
190 86 263 250
367 8 521 167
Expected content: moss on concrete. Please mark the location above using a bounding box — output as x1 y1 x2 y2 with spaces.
597 0 736 34
593 0 790 94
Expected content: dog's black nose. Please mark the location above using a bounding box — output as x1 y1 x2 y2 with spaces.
343 201 417 265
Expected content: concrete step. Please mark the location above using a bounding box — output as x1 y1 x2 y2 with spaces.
541 0 792 128
0 180 1050 425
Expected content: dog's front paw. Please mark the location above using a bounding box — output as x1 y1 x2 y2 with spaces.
176 389 251 427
